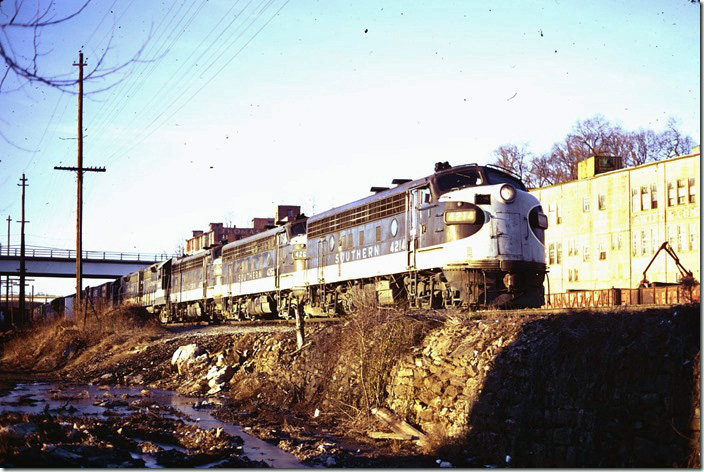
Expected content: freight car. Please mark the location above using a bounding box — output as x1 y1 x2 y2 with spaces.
78 162 549 321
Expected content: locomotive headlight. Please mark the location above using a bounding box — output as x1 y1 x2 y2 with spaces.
444 209 477 224
499 184 516 203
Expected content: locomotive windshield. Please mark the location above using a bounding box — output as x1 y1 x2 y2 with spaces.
485 168 526 190
435 167 526 194
435 169 483 193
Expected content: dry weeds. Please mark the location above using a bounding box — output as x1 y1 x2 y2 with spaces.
0 304 163 372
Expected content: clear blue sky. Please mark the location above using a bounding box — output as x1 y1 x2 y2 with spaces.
0 0 700 295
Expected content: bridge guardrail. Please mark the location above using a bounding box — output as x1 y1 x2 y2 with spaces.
0 246 177 262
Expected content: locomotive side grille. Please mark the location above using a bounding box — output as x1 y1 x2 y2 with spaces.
223 236 276 261
181 257 206 272
308 192 406 239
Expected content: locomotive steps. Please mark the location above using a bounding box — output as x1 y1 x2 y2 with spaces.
0 303 700 467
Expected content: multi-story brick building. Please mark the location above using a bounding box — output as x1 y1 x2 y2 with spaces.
529 147 700 293
185 205 301 255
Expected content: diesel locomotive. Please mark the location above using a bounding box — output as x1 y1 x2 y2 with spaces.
87 162 548 322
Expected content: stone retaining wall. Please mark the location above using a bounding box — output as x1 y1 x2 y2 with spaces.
384 307 700 467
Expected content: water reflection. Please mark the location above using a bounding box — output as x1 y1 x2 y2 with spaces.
0 383 304 468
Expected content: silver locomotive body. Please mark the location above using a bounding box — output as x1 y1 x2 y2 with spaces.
304 162 547 311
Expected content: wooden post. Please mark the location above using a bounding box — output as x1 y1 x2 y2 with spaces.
54 52 105 326
295 302 305 349
17 175 28 325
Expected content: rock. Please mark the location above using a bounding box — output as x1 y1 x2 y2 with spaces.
171 344 206 374
126 373 144 385
139 441 161 454
206 365 235 392
216 353 226 367
99 373 113 382
553 427 572 446
1 422 38 438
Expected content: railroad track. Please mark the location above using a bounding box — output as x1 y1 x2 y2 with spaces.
162 302 696 331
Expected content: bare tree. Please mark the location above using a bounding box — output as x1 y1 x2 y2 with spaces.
502 114 696 188
0 1 147 94
527 153 554 188
490 143 531 180
623 129 661 167
660 117 696 158
568 114 623 157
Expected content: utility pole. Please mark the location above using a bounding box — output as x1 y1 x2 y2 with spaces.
17 175 28 325
54 51 105 324
5 215 10 324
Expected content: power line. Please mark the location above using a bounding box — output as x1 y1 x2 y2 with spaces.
102 0 289 166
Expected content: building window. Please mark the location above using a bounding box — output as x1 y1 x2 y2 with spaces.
677 179 687 205
359 231 365 247
651 184 658 209
568 269 573 282
632 188 640 212
556 204 562 224
376 226 382 243
668 182 675 206
632 232 639 257
568 239 574 256
548 243 555 265
689 223 698 251
574 269 579 281
640 186 651 211
583 245 591 262
668 225 676 247
641 230 648 256
688 178 696 204
599 242 607 260
611 233 622 251
548 203 556 225
677 225 684 252
598 194 606 211
583 196 590 212
556 242 562 264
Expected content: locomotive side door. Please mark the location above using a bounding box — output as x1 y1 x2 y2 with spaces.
407 186 432 269
275 232 287 289
407 189 420 269
317 238 326 283
202 256 208 301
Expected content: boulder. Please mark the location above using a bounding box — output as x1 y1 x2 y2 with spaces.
171 344 206 374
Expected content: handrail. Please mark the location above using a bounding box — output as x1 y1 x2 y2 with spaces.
0 245 177 262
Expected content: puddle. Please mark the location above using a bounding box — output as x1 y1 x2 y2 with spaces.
0 382 304 468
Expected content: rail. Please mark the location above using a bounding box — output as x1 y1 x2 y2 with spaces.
0 246 177 262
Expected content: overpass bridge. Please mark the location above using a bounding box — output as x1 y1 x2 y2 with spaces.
0 246 176 279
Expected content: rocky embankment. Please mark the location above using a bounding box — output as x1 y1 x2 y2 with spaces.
0 304 700 467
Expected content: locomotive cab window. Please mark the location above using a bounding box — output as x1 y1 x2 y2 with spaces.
484 169 525 190
436 169 483 194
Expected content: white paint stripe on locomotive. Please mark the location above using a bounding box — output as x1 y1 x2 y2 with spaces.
170 287 205 304
222 271 307 298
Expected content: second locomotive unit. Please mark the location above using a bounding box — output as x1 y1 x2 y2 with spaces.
110 161 548 321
